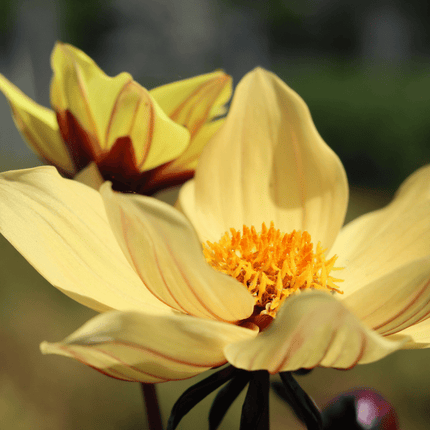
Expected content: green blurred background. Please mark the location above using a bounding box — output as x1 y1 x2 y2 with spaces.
0 0 429 428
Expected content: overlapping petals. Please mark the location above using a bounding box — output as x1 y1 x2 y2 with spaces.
218 161 430 374
0 167 255 381
390 316 430 348
138 70 233 194
100 183 254 321
41 311 256 383
224 292 405 373
50 42 137 158
178 68 348 248
0 74 74 174
331 164 430 342
342 258 430 337
48 42 190 187
0 43 232 194
177 68 430 373
1 67 429 383
332 165 430 294
150 70 232 173
0 167 172 313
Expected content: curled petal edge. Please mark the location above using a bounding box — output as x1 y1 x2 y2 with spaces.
224 291 407 373
41 310 257 383
101 182 255 322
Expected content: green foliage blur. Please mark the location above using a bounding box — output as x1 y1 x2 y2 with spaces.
58 0 115 58
276 61 430 190
0 0 16 45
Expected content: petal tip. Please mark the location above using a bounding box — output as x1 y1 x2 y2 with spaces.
251 66 268 73
40 340 55 355
247 67 272 81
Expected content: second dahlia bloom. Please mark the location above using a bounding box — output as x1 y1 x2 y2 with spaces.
0 43 231 194
0 68 429 382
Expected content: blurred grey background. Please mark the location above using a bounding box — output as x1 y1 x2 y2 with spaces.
0 0 430 429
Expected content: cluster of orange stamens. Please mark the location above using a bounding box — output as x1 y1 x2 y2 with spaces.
203 222 343 318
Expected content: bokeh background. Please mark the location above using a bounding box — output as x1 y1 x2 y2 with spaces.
0 0 429 428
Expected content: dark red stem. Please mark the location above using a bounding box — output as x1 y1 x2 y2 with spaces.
141 383 163 430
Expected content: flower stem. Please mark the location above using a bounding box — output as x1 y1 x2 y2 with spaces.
278 372 323 430
141 383 163 430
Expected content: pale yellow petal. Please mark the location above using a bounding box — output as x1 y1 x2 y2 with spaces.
387 317 430 349
73 161 104 190
178 179 223 242
0 167 172 314
100 183 255 322
150 71 231 121
0 74 75 175
176 119 225 171
41 310 256 383
224 292 405 373
332 164 430 296
50 42 133 153
342 258 430 337
104 81 190 171
150 71 232 172
178 68 348 247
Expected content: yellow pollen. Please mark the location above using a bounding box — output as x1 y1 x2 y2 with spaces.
203 222 343 319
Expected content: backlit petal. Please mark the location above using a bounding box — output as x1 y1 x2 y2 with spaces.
177 179 222 242
342 258 430 337
101 183 255 322
150 71 232 172
0 74 75 175
178 68 348 247
177 120 224 171
224 292 405 372
41 310 256 383
332 164 430 296
104 81 190 171
0 167 172 314
50 42 132 153
387 317 430 349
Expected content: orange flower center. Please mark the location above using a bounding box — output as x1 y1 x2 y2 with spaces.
203 222 343 324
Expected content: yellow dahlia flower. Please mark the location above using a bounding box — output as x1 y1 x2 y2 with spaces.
0 68 429 383
0 42 231 194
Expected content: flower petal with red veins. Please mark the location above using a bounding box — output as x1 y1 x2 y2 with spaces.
41 310 256 383
387 316 430 349
342 258 430 337
50 42 133 154
178 68 348 247
224 292 406 373
332 164 430 295
104 81 190 171
0 74 75 175
150 71 232 173
101 183 255 322
0 167 173 314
